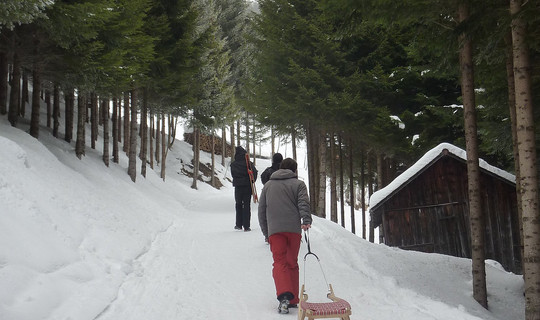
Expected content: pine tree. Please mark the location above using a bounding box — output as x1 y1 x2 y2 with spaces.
511 1 540 318
458 2 487 308
252 0 346 216
218 0 254 128
188 0 235 188
0 0 52 30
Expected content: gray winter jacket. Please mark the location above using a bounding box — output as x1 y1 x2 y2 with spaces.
258 169 312 239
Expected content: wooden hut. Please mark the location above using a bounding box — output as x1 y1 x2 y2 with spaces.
369 143 522 274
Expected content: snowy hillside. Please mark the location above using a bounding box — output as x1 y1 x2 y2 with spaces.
0 118 525 320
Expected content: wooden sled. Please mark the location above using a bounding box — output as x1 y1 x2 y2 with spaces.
298 284 352 320
300 230 352 319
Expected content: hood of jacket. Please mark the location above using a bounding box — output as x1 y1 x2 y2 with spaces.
234 146 247 161
269 168 297 181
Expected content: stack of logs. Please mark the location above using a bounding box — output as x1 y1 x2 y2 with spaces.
184 132 233 157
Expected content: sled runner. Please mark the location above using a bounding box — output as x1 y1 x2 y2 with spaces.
245 153 258 203
299 231 352 320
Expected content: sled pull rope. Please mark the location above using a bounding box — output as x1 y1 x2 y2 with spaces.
302 230 330 292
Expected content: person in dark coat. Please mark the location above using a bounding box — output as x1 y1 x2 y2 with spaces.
230 146 258 231
261 152 283 184
258 158 312 314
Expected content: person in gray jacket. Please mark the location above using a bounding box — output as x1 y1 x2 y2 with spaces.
258 158 312 314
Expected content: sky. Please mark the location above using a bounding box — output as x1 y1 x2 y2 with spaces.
0 106 525 320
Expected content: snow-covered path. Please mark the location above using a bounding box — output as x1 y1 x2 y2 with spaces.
95 190 279 320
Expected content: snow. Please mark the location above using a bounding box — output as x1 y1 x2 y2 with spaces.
369 142 517 209
390 115 405 129
0 116 525 320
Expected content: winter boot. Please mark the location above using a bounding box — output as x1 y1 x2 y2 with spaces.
278 299 290 314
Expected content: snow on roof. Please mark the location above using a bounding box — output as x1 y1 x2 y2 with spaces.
369 142 516 209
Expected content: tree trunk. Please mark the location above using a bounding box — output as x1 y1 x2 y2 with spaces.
367 152 374 196
64 89 74 143
0 51 8 115
511 0 540 318
271 126 276 157
230 122 235 163
191 126 200 189
306 123 319 214
117 98 122 143
91 93 97 149
160 113 166 181
361 148 366 239
221 126 226 166
339 133 345 228
168 115 176 148
85 96 90 123
52 84 59 137
102 98 109 167
167 116 172 147
292 129 297 161
368 151 375 243
505 32 524 263
458 2 487 309
376 152 383 191
236 119 241 147
20 70 28 117
140 89 148 177
330 131 338 223
112 97 119 163
29 66 41 138
128 89 138 182
45 89 51 128
155 114 161 164
75 93 86 159
211 129 216 187
8 53 21 127
317 131 327 218
252 118 256 166
123 91 130 154
98 96 103 126
245 112 250 154
149 109 154 169
349 138 355 234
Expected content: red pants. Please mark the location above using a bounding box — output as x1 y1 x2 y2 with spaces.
269 232 302 304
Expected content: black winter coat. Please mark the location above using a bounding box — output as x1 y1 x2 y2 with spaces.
261 162 280 184
231 149 258 187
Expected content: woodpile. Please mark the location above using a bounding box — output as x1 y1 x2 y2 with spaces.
184 132 233 157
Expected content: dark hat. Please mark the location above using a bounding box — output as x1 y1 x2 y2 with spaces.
272 153 283 164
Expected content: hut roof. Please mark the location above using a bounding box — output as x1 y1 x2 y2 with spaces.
369 143 516 211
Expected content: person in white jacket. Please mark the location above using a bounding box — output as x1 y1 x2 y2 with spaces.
258 158 312 314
